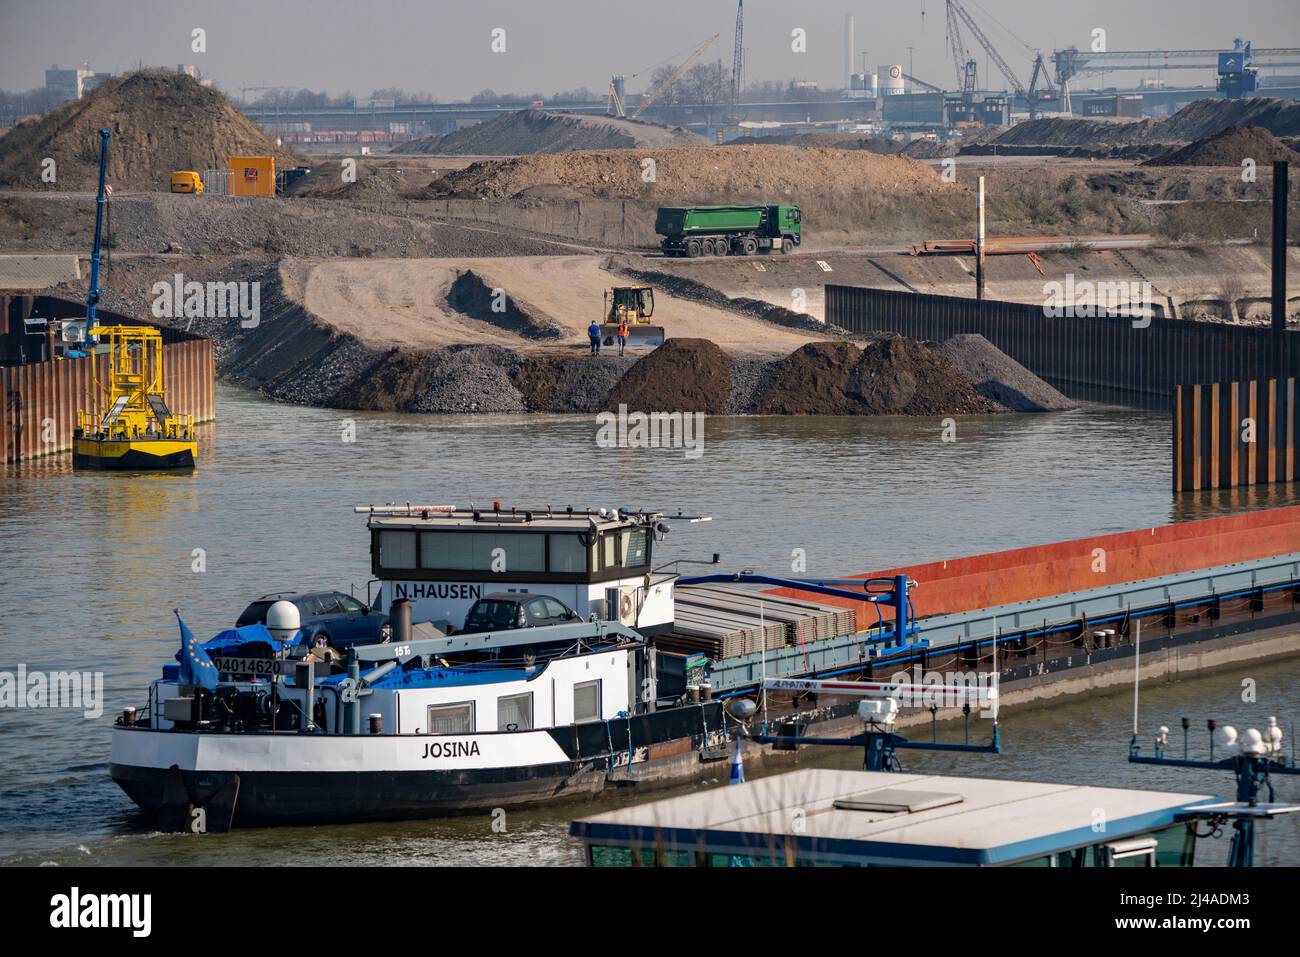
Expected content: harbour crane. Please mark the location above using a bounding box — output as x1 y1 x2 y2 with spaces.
945 0 1056 116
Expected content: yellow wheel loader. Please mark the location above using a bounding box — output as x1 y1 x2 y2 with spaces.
599 285 665 349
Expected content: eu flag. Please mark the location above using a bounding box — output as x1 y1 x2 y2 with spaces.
176 610 218 692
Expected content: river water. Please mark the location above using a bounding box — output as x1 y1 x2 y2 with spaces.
1 385 1297 865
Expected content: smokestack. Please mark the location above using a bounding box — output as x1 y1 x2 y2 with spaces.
1272 161 1289 378
845 14 855 89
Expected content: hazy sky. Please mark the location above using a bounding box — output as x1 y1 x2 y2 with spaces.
2 0 1298 99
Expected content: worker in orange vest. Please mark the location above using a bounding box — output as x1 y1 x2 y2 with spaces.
617 317 629 356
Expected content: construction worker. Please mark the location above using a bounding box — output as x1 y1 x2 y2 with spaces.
588 318 601 356
617 316 629 356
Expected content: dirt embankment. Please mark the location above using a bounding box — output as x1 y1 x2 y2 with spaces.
1144 125 1300 167
427 144 956 203
607 256 836 335
0 70 303 191
406 110 706 154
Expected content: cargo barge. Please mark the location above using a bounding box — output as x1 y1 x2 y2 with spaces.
109 503 1300 830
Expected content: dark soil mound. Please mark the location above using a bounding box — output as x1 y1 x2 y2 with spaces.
0 70 302 191
606 339 733 413
1143 125 1300 167
756 339 996 415
754 341 864 415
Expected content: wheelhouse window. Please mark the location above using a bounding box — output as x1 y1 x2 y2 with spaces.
574 679 601 723
379 530 417 569
548 534 588 574
498 692 533 731
419 531 547 573
426 701 475 735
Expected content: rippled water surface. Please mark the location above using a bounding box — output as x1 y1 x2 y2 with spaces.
1 385 1296 864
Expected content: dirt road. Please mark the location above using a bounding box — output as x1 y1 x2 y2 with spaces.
292 255 822 354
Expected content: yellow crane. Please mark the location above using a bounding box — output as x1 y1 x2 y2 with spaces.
608 34 720 120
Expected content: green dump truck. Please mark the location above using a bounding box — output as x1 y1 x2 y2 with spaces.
655 204 801 257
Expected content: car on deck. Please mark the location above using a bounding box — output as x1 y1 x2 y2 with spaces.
236 590 389 648
462 592 581 633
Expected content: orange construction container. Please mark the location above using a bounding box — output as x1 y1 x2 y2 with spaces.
227 155 275 196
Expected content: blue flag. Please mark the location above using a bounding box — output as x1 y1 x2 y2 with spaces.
729 735 745 785
176 610 218 692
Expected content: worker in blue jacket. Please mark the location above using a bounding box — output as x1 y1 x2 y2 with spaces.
588 319 602 356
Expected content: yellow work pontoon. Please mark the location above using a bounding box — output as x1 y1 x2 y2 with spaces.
73 325 196 470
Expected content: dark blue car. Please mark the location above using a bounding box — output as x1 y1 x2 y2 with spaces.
236 590 390 648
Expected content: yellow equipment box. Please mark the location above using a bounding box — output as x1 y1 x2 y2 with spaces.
170 170 204 194
227 155 276 196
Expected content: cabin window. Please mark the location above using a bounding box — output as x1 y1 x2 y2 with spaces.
419 531 547 572
600 534 617 570
498 692 533 731
548 534 587 574
623 528 649 566
379 530 417 569
574 679 601 723
426 701 475 735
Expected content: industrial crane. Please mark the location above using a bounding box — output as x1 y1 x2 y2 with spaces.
607 33 720 121
945 0 1056 116
1053 40 1300 107
729 0 743 123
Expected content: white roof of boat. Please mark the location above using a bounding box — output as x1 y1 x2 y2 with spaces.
368 509 648 532
571 768 1216 866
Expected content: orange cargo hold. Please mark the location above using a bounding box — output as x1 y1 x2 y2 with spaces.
767 505 1300 631
226 155 275 196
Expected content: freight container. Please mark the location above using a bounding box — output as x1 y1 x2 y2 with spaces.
226 155 276 196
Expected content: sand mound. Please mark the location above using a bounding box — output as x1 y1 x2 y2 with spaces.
606 339 733 413
0 70 302 191
406 110 706 155
1143 125 1300 167
427 144 953 202
755 339 995 416
934 335 1075 412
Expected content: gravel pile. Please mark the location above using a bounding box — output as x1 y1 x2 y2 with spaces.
411 345 527 413
728 357 778 413
606 339 733 413
513 356 634 412
934 335 1076 412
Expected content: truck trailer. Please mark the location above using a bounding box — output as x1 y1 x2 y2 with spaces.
655 204 801 257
